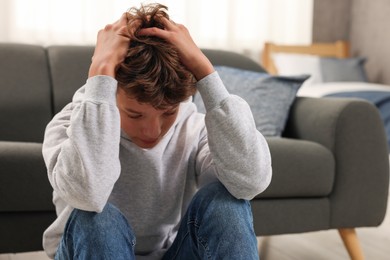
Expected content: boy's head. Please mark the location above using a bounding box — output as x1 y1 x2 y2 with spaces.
116 3 196 109
115 4 196 148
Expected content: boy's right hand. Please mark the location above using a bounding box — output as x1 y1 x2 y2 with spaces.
89 13 135 78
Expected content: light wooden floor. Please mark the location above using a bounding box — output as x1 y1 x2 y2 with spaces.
257 193 390 260
1 195 389 260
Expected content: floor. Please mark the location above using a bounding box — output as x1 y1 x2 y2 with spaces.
1 196 389 260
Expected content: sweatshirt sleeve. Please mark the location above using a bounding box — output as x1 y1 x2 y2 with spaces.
42 76 121 212
196 71 272 200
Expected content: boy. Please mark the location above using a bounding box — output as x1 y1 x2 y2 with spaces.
42 3 272 260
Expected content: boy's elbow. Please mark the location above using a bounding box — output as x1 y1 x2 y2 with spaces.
82 190 110 213
60 187 110 213
254 166 272 197
241 164 273 200
224 166 272 200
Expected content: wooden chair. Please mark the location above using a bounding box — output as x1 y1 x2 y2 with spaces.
262 41 350 75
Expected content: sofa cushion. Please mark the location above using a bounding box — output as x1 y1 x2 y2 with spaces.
47 46 95 113
0 141 54 212
202 49 267 73
193 66 309 136
257 138 335 198
0 43 52 142
0 212 56 253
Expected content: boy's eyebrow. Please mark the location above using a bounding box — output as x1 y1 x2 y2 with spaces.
165 105 179 111
124 105 179 114
124 108 142 114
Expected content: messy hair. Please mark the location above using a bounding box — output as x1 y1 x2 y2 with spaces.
116 3 196 109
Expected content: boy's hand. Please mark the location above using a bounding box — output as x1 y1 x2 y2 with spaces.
138 17 215 81
89 13 135 78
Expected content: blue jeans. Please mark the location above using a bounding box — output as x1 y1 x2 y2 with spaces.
55 182 259 259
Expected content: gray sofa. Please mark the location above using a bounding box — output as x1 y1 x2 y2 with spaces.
0 43 389 257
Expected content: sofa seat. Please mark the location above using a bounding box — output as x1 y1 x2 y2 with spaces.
0 141 53 212
258 138 335 198
1 44 388 259
0 141 56 253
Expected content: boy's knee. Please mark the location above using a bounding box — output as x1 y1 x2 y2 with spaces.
192 182 252 220
195 181 232 201
70 203 121 226
60 203 136 258
67 203 135 242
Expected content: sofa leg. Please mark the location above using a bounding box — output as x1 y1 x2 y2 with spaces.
338 228 364 260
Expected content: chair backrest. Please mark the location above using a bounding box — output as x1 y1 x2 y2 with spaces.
262 41 350 74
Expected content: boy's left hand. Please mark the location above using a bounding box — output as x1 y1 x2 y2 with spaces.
138 17 215 81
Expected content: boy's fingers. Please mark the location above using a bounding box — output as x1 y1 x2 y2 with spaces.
110 12 127 27
121 12 130 23
137 17 179 40
138 27 169 39
159 16 176 30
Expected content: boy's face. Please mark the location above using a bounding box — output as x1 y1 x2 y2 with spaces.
116 87 179 149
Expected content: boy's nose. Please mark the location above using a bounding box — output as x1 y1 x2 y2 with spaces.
143 118 162 139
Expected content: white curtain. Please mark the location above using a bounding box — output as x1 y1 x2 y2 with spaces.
0 0 313 63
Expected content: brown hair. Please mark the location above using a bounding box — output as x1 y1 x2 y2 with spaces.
116 3 196 109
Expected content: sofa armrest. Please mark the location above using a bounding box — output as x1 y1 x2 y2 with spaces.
284 96 389 227
0 141 54 212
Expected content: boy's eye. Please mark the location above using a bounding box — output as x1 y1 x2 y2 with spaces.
128 114 142 119
163 110 177 117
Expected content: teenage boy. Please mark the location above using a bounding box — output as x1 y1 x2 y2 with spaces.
42 4 272 260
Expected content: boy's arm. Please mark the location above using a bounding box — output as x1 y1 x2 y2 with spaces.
43 77 121 213
43 14 133 212
196 72 272 200
141 18 272 199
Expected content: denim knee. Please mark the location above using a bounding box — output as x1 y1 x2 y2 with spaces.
60 203 136 259
67 203 135 241
190 181 253 224
179 182 258 259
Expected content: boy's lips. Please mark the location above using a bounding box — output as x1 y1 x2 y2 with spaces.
140 138 159 144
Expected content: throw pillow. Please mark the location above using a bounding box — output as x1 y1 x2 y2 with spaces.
193 66 309 136
320 57 368 82
272 53 322 87
272 53 368 86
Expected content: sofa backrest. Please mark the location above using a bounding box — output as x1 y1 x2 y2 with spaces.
202 49 265 73
45 46 266 114
0 43 52 143
47 45 95 114
0 44 266 142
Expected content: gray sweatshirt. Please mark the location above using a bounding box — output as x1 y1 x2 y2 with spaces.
42 71 272 259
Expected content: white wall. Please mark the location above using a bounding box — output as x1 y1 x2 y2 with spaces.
0 0 313 64
312 0 390 85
